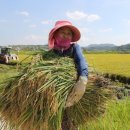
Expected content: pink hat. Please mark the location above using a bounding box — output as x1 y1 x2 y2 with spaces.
48 20 81 49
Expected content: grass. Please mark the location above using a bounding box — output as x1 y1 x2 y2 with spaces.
0 64 18 83
80 98 130 130
86 54 130 77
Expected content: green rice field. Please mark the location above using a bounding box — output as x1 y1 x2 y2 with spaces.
86 54 130 77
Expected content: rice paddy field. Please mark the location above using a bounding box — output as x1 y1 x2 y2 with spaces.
85 54 130 77
0 51 130 130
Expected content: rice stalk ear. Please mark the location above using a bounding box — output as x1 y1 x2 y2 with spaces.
0 50 113 130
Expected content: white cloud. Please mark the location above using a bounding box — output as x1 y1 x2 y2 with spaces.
66 11 87 20
20 11 29 17
41 20 52 24
66 11 100 22
99 28 112 32
87 14 100 22
29 24 37 28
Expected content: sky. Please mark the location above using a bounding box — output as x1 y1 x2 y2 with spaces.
0 0 130 46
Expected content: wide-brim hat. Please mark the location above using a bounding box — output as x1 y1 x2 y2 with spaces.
48 20 81 49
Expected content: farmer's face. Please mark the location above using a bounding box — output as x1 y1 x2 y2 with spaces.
56 27 73 40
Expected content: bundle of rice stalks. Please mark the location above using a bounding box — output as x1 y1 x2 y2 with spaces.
0 51 113 130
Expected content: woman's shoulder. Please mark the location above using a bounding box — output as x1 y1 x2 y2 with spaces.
71 43 80 48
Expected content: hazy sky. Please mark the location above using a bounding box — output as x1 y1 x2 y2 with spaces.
0 0 130 46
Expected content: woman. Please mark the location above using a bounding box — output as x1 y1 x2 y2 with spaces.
48 20 88 107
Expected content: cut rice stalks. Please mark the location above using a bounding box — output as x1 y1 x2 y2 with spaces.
0 51 113 130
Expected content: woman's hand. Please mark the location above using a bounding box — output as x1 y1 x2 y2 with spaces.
65 76 87 108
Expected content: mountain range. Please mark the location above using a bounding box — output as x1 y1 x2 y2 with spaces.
83 43 130 52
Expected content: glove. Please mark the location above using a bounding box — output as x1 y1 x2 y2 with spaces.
65 76 87 108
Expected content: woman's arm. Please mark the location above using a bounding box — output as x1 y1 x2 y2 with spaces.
72 43 88 79
65 43 89 107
